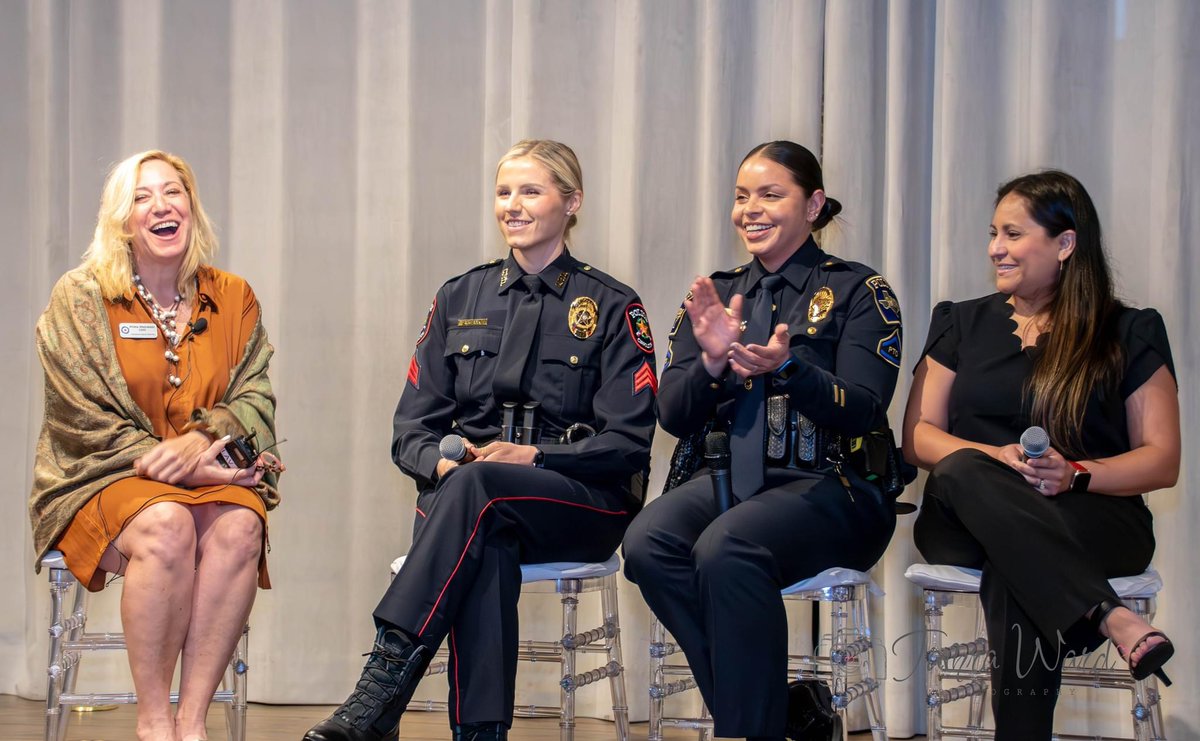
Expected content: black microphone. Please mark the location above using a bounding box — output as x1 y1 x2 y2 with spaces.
705 431 735 514
1020 426 1050 461
189 317 208 336
439 434 475 463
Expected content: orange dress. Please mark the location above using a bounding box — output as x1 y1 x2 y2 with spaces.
55 267 270 591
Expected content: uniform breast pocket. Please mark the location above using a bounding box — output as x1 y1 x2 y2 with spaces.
790 316 841 372
445 326 503 400
540 334 602 420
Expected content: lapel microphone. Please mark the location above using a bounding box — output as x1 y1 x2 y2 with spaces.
189 317 209 336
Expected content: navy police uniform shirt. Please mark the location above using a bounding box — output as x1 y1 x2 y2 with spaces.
393 249 658 496
658 237 902 439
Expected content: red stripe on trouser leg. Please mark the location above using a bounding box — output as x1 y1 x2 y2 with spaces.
415 496 628 637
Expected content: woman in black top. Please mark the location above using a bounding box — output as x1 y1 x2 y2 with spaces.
903 170 1179 740
623 141 901 740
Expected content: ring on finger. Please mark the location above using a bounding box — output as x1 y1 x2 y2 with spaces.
1037 478 1046 492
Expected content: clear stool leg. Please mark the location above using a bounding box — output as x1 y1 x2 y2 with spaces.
967 605 987 730
924 591 944 741
856 592 887 741
831 597 850 740
559 580 580 741
44 568 72 741
225 624 249 741
648 618 665 741
698 703 713 741
600 577 629 741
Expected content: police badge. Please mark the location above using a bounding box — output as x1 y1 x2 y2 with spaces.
808 286 834 323
568 297 599 339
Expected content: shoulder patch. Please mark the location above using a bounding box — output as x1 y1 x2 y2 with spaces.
669 306 686 337
876 328 902 368
626 303 655 353
415 297 436 345
865 275 901 325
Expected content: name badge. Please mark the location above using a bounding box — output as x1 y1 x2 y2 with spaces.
118 322 158 340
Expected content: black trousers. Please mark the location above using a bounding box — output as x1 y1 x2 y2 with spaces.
622 468 895 738
374 463 635 727
914 449 1155 741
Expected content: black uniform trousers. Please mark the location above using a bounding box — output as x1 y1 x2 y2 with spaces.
374 462 635 727
914 450 1155 741
622 468 895 738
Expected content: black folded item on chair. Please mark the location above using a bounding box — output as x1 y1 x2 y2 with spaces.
785 679 842 741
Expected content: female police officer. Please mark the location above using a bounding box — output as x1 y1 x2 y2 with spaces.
304 140 656 741
623 141 900 741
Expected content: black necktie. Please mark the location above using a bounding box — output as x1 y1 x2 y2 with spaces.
730 274 784 500
493 274 544 401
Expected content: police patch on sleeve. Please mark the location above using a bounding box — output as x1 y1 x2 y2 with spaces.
626 303 655 353
876 328 902 368
416 298 436 345
669 307 685 338
865 276 901 325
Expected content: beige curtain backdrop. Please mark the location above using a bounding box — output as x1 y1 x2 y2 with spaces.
2 1 1197 737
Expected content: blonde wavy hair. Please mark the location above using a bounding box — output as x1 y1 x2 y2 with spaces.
81 150 219 302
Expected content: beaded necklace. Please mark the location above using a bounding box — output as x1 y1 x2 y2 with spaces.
133 272 185 388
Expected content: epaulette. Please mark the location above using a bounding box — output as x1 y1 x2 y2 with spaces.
443 258 503 287
572 262 636 296
709 261 754 279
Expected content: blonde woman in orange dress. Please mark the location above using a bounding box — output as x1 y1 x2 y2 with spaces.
31 150 282 741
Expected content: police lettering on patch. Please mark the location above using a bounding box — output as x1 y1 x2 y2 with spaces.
865 276 901 325
626 304 654 353
416 298 436 345
876 328 902 368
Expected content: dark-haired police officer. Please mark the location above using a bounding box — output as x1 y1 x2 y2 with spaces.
306 239 656 741
625 241 902 738
623 140 902 741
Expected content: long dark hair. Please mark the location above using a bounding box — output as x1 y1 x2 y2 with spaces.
998 170 1123 457
742 141 842 230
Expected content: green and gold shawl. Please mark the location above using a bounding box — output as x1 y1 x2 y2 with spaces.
29 268 279 571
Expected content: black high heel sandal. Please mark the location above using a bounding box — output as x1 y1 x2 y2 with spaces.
1090 598 1174 686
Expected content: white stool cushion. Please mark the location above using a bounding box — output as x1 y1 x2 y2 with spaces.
42 549 68 570
390 553 620 583
781 567 883 597
904 563 1163 599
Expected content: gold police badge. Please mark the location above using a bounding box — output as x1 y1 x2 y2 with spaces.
568 297 599 339
808 286 834 323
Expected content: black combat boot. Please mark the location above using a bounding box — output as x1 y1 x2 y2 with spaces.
303 627 431 741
